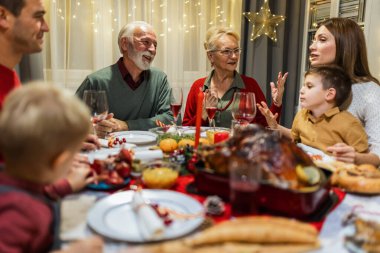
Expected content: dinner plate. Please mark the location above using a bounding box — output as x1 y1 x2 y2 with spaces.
297 143 335 162
111 131 157 145
87 190 205 242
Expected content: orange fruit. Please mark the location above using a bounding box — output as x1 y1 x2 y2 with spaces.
159 138 178 153
178 138 195 148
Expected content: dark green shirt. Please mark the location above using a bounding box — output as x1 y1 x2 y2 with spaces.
76 63 173 130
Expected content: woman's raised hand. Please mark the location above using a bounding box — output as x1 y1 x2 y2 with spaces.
271 71 288 107
257 101 278 129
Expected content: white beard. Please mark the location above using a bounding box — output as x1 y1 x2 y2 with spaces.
127 46 154 70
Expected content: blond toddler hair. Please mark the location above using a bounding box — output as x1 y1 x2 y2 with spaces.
0 83 91 169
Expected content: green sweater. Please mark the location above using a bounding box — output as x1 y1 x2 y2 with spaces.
76 63 173 130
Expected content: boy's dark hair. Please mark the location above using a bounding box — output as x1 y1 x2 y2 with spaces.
0 0 25 16
305 65 352 106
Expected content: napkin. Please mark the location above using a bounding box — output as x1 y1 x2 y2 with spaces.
99 138 109 148
131 190 165 240
60 194 99 240
134 150 163 162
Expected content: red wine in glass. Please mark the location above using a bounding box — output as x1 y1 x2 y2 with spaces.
170 103 182 119
231 92 256 124
234 113 254 123
230 182 260 216
206 106 217 130
170 87 183 126
206 107 217 120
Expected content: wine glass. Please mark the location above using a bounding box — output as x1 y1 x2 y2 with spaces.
83 90 109 137
170 87 183 126
205 97 217 131
231 92 256 124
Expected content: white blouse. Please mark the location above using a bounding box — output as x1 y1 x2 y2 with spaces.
347 81 380 157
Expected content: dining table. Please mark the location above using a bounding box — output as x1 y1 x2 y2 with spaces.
60 132 380 253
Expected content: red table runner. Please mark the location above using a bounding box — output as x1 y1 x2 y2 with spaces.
126 174 345 231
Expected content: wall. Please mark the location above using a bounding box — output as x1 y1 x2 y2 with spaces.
365 0 380 81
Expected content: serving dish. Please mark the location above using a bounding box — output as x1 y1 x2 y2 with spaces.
142 161 180 189
194 168 332 219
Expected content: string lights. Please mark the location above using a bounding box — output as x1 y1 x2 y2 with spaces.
243 0 285 42
52 0 238 38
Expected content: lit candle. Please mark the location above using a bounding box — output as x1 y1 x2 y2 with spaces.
194 88 204 148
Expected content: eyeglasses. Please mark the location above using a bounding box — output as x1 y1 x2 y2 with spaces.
209 48 242 57
134 38 157 49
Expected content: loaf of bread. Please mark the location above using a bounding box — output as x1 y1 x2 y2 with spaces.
184 216 318 246
125 216 319 253
126 241 319 253
331 164 380 194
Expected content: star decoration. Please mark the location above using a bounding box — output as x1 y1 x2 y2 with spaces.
243 0 285 42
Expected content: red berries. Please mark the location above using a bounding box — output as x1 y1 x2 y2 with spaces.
150 203 173 227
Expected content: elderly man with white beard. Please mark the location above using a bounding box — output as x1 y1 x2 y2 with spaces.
76 21 173 134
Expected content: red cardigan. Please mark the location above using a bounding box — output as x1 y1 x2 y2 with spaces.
182 74 282 127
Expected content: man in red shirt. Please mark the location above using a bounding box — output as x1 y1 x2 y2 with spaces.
0 0 99 149
0 0 49 107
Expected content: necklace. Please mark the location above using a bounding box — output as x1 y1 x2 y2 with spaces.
216 89 236 111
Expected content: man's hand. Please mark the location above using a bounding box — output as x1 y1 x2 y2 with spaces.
271 71 288 107
93 113 128 138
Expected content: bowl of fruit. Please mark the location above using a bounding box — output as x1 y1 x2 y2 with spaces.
88 148 133 190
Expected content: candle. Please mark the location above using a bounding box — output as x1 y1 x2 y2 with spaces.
194 88 204 148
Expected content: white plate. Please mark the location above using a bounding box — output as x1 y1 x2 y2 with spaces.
87 190 204 242
111 131 157 145
297 143 335 163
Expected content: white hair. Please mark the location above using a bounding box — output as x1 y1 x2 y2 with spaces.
118 21 154 53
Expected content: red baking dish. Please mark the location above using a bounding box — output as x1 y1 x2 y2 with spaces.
194 168 332 219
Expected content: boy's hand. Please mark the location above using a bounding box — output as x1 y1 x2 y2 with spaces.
57 236 103 253
257 101 278 129
271 71 288 107
67 155 96 192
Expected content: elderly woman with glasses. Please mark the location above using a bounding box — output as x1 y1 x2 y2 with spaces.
182 26 287 128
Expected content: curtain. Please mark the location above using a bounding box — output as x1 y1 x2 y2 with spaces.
240 0 306 128
42 0 242 99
